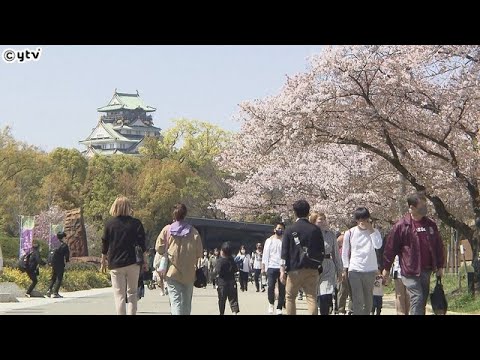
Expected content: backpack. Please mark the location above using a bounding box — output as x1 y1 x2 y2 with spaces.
18 252 32 272
194 267 207 288
47 244 65 266
47 248 56 266
234 256 244 270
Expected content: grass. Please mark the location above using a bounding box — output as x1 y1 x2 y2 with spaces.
441 271 480 314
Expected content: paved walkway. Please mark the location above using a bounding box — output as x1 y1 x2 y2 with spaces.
0 283 445 315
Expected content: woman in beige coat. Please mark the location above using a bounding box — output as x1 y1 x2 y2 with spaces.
155 203 203 315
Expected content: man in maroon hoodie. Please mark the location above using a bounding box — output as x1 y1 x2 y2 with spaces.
382 191 445 315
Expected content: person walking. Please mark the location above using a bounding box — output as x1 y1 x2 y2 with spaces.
252 243 265 292
155 203 203 315
310 212 342 315
25 242 46 297
262 223 287 314
215 241 240 315
235 245 251 292
46 231 70 298
383 191 445 315
281 200 325 315
391 255 410 315
341 207 383 315
336 233 353 315
101 196 146 315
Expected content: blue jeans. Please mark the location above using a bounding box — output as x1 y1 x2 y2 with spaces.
267 268 285 309
166 278 194 315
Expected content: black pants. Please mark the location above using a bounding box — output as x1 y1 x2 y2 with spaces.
48 266 65 294
334 287 338 313
254 269 264 291
239 271 249 291
267 268 285 309
317 294 333 315
371 295 383 315
217 281 239 315
26 269 38 295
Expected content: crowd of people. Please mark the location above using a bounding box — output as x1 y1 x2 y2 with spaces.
98 190 445 315
0 189 444 316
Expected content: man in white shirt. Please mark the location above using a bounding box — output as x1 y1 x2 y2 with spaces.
341 207 383 315
262 222 286 315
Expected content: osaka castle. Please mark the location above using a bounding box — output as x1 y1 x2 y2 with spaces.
79 90 162 157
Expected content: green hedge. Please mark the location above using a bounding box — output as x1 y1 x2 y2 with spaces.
0 234 20 259
0 233 49 259
0 266 111 293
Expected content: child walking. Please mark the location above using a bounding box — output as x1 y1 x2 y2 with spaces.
371 273 384 315
215 241 240 315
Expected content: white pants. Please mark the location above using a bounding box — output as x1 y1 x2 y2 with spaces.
110 263 141 315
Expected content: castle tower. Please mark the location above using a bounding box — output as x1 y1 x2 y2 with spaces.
79 90 161 157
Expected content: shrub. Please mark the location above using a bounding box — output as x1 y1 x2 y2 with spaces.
61 270 111 291
0 234 20 259
65 262 99 271
0 266 111 293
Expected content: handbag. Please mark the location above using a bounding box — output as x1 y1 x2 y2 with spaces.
157 228 171 274
135 245 144 265
158 254 169 273
430 276 448 315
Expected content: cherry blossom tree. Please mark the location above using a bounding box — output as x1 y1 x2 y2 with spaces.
216 45 480 254
33 206 66 243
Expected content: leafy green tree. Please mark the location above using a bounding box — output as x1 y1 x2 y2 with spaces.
82 156 117 226
0 127 48 235
38 148 88 210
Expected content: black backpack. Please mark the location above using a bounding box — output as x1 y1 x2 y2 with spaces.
49 244 67 266
47 248 57 266
18 252 32 272
194 267 207 288
430 276 448 315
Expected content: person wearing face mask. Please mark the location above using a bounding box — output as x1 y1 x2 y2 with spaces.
341 207 383 315
252 243 265 292
310 212 342 315
382 191 445 315
262 222 286 314
234 245 251 292
198 250 210 288
209 249 219 289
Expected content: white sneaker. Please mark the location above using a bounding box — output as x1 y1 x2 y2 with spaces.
276 308 283 315
268 304 274 314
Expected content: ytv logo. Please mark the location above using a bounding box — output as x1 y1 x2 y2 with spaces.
2 47 42 63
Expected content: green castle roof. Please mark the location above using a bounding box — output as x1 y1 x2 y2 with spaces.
97 90 156 112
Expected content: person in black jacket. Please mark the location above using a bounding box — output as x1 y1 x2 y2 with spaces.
25 242 46 297
215 241 240 315
101 196 147 315
46 231 70 298
280 200 325 315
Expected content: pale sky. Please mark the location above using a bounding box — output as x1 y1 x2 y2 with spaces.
0 45 324 152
